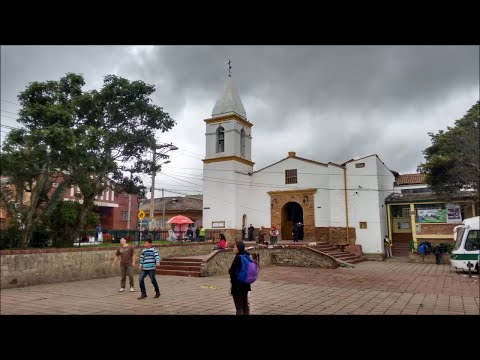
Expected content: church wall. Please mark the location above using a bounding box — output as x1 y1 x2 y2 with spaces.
203 160 254 230
345 156 394 255
327 165 347 228
376 156 396 253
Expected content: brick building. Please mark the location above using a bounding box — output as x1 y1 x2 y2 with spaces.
0 176 138 231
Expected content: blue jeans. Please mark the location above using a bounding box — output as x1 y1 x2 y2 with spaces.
139 269 159 296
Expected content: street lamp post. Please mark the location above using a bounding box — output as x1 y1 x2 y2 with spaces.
149 143 177 230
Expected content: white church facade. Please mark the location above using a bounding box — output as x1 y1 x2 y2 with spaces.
202 75 395 258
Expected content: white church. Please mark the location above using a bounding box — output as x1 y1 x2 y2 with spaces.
202 74 395 258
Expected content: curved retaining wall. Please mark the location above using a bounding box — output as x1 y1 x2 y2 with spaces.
201 247 338 277
0 243 213 289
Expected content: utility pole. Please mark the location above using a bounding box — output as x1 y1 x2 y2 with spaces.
162 188 166 229
127 194 132 230
149 143 177 230
149 147 157 230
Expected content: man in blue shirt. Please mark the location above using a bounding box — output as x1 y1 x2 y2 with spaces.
138 239 161 299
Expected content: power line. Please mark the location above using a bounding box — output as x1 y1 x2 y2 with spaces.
163 166 398 177
1 109 19 115
161 170 394 192
175 152 203 161
161 173 203 188
1 115 19 121
1 99 20 106
0 124 21 130
177 147 204 158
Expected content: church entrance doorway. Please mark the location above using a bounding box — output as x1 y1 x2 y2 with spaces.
281 202 303 240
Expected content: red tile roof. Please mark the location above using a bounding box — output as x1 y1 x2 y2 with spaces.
396 173 426 185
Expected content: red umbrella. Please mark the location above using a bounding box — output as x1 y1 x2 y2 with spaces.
167 215 194 225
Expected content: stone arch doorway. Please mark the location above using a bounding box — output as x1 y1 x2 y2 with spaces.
281 202 303 240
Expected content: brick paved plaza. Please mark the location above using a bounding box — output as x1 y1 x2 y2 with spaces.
1 259 478 315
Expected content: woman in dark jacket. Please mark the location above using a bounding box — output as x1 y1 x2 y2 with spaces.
228 241 251 315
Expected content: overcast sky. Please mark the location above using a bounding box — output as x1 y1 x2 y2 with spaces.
1 45 478 198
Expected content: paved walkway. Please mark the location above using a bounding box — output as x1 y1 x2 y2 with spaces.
1 260 478 315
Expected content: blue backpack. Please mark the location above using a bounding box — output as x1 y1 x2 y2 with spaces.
237 254 259 285
418 244 425 254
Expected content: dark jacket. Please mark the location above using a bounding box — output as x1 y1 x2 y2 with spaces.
293 223 299 233
229 251 251 295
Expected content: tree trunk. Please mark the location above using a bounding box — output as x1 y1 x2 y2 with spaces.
75 194 95 241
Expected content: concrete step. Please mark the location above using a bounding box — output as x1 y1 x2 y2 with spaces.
165 257 203 262
156 269 201 277
159 261 204 267
157 264 202 271
310 245 365 265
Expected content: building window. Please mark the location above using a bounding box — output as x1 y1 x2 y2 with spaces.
121 211 129 221
216 126 225 153
52 182 58 187
359 222 367 229
355 163 365 168
285 169 298 184
465 230 479 251
240 128 246 157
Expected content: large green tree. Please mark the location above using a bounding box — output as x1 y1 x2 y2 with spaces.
418 101 479 200
1 73 175 246
1 128 69 246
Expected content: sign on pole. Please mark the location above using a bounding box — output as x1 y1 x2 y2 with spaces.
138 209 146 221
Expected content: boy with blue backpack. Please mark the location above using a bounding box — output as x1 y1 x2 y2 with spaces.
228 241 259 315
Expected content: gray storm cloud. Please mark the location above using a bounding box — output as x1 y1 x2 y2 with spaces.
2 45 478 180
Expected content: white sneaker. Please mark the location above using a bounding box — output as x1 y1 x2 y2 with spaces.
130 287 135 292
118 288 125 292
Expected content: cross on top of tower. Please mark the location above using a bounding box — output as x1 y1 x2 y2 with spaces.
228 59 232 77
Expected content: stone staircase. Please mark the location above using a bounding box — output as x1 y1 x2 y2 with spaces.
391 242 411 257
156 242 367 278
156 257 204 277
309 242 366 264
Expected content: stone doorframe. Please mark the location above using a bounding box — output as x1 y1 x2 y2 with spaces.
268 188 316 240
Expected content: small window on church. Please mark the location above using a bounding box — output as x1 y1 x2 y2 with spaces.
355 163 365 168
240 128 246 157
285 169 297 184
217 126 225 153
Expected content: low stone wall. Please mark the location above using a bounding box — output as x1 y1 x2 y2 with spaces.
408 253 451 264
344 244 362 256
363 253 384 261
201 247 338 277
0 243 212 289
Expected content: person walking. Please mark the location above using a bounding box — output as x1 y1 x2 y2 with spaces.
96 223 102 241
138 239 161 299
228 241 251 315
298 222 304 241
257 226 266 244
198 226 205 242
292 222 299 242
248 224 254 242
114 237 136 292
384 235 392 258
434 244 442 265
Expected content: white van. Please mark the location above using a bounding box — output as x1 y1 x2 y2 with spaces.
450 216 480 273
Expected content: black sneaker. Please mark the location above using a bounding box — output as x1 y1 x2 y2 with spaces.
154 293 160 298
137 294 147 300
